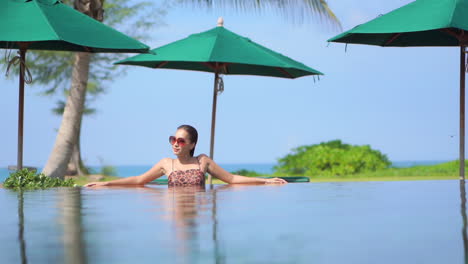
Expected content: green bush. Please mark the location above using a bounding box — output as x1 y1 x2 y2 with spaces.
274 140 391 176
100 165 117 176
230 169 262 177
3 169 76 190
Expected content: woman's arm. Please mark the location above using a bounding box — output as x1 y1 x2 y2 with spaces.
84 159 168 187
201 156 287 184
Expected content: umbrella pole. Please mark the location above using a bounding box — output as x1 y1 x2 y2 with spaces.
17 47 27 171
461 45 466 180
209 72 219 185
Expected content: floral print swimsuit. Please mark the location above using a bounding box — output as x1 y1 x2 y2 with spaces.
168 159 205 187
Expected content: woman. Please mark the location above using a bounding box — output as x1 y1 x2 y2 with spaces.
84 125 287 187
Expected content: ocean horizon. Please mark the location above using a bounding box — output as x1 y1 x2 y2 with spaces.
0 160 453 182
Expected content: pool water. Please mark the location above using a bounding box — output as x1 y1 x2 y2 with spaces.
0 180 466 264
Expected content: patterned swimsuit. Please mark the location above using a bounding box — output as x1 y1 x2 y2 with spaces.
167 159 205 187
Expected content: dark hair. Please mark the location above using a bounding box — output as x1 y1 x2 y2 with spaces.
178 124 198 157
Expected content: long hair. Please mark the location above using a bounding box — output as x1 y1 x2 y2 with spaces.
178 125 198 157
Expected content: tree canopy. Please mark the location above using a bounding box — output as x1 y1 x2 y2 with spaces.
274 140 391 176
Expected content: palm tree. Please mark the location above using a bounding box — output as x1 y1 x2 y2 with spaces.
42 0 103 178
42 0 340 179
52 100 96 176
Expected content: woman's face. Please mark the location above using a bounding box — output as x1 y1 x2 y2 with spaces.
171 129 195 156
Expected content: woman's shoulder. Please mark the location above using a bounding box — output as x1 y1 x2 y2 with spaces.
196 154 211 173
156 157 173 166
196 154 212 162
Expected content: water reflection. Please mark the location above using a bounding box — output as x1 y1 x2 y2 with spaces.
211 188 225 264
58 188 87 264
87 185 226 263
460 180 468 263
168 186 206 263
8 181 465 263
17 190 28 264
166 185 226 264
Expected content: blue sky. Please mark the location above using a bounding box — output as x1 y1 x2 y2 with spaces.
0 0 462 166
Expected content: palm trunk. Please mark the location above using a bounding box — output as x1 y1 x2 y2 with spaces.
67 142 85 176
60 188 87 264
42 53 91 178
75 126 89 175
65 143 82 176
66 145 79 176
67 115 88 176
42 0 103 179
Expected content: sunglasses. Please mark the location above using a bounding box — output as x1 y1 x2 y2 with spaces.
169 136 187 147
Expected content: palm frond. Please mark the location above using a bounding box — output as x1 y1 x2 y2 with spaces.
179 0 341 30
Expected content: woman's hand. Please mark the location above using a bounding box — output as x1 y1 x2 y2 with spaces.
84 181 109 188
264 178 288 184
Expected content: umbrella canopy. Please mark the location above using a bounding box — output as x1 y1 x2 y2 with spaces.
116 18 322 183
1 0 150 170
329 0 468 46
116 22 321 77
0 0 149 52
328 0 468 178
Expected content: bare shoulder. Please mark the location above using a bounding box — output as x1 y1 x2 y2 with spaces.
196 154 212 173
160 157 173 164
197 154 212 163
150 158 171 172
157 158 173 169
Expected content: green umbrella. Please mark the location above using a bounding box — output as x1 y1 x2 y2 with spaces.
116 18 322 183
1 0 149 170
328 0 468 179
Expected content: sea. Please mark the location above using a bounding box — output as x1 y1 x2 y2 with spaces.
0 160 450 183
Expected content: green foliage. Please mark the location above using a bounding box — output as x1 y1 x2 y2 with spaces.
274 140 391 176
100 166 117 177
300 160 467 182
366 160 467 177
3 169 76 190
94 157 118 176
230 169 262 177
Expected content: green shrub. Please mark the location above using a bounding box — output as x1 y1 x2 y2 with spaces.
3 169 76 190
100 165 117 176
274 140 391 176
230 169 262 177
